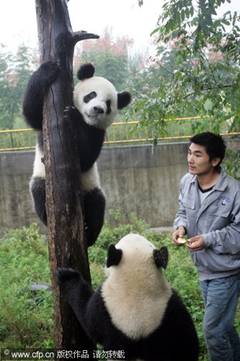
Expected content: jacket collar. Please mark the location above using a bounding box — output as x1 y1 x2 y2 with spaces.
189 169 228 192
194 170 228 223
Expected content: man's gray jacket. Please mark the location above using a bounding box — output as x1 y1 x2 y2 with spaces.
174 171 240 280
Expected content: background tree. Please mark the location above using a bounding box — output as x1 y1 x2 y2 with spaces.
74 28 133 90
0 45 36 129
0 46 13 129
132 0 240 136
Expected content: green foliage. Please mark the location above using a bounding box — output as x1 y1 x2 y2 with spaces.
131 0 240 138
223 148 240 180
81 50 128 91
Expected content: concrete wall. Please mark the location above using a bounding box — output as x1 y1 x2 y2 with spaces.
99 143 188 227
0 140 238 234
0 151 36 235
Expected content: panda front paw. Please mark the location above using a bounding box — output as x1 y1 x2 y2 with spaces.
64 105 75 118
63 106 83 130
63 105 79 121
57 267 81 285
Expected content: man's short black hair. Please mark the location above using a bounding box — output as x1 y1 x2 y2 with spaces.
190 132 226 169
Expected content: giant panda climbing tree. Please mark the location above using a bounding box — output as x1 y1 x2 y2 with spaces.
35 0 98 351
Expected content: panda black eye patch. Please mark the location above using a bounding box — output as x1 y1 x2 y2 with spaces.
84 91 97 103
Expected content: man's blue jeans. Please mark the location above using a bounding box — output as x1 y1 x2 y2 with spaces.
200 273 240 361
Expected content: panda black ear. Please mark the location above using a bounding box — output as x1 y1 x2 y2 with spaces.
107 244 123 268
153 247 168 269
77 63 95 80
117 91 131 109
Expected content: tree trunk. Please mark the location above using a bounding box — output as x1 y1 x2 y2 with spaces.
35 0 98 352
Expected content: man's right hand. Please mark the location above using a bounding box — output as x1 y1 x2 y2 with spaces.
172 226 186 245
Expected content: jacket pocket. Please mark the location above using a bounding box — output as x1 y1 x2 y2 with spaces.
214 198 233 218
213 206 231 218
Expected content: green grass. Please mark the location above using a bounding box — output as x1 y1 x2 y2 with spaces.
1 220 239 360
0 129 36 150
0 224 53 348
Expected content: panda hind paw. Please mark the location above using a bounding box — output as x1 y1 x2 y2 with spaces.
39 61 60 85
56 267 81 285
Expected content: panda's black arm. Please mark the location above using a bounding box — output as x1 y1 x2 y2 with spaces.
23 62 59 130
57 268 105 343
64 106 105 172
57 269 96 334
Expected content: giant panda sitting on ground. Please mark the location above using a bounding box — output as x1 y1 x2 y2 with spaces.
58 233 199 361
23 62 131 246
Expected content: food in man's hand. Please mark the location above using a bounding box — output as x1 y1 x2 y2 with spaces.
177 237 187 244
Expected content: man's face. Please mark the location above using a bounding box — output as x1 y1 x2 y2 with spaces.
187 143 219 176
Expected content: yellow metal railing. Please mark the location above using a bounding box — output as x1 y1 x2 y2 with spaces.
0 117 240 152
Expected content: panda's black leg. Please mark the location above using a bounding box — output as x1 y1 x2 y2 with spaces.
83 189 105 247
30 177 47 226
23 61 60 130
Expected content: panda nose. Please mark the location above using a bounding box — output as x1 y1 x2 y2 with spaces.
93 106 104 114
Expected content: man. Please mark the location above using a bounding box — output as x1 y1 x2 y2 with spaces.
172 132 240 361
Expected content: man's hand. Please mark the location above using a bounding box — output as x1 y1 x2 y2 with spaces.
172 226 186 245
187 235 205 251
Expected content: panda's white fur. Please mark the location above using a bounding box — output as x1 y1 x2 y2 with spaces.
31 145 101 193
81 163 101 192
32 143 45 178
102 234 172 339
74 76 118 130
